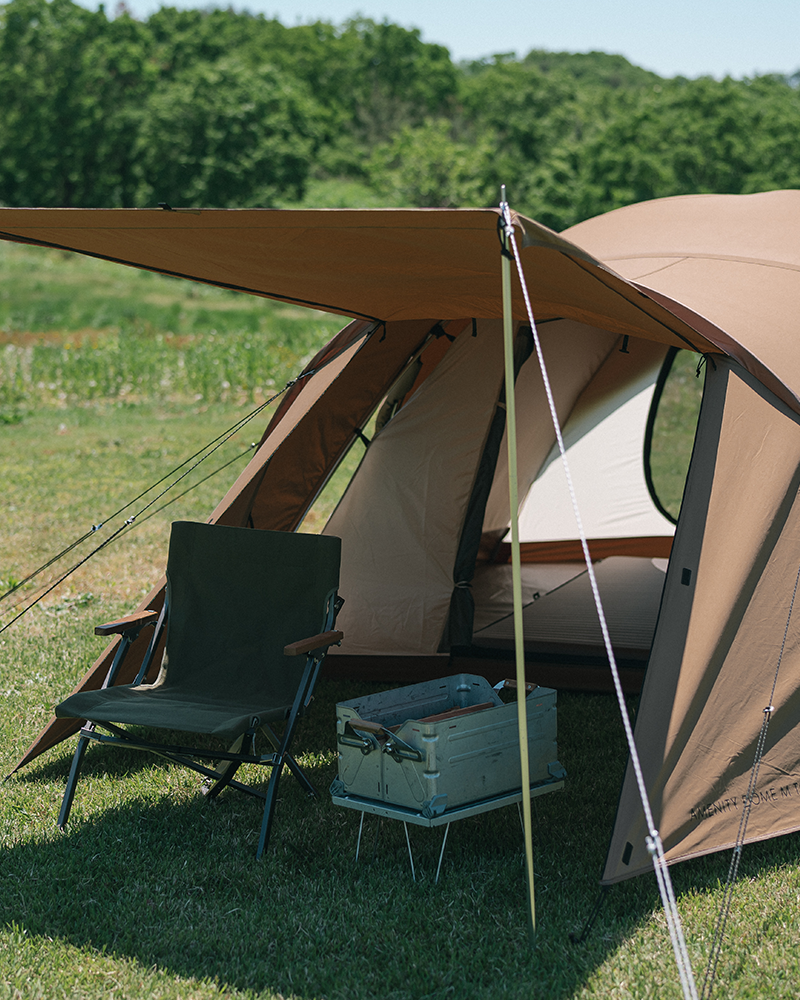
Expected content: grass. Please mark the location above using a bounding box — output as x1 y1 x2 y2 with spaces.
1 241 796 999
0 240 342 419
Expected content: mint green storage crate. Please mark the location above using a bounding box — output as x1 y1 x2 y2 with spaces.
331 673 564 825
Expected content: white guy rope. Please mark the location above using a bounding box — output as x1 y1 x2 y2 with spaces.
499 200 698 1000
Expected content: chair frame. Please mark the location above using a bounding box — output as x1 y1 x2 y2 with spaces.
57 594 343 858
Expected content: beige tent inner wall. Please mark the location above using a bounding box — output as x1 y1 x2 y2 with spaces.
482 321 619 534
485 330 673 542
604 357 800 883
518 338 674 542
324 320 506 656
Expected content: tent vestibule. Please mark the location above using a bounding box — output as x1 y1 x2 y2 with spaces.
6 192 800 885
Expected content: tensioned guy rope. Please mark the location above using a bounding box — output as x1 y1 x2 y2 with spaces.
0 368 318 635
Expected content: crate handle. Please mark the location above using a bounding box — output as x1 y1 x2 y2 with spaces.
339 718 424 763
382 731 424 763
338 718 383 755
496 678 536 694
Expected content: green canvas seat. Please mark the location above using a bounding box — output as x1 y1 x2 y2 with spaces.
55 521 343 858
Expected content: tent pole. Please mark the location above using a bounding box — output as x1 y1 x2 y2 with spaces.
500 187 536 941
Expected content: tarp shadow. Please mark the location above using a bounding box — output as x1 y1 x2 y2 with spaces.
6 769 791 1000
7 687 800 997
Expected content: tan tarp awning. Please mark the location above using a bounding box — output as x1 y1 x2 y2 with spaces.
0 205 719 348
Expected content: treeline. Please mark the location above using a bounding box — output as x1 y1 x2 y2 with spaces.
1 0 799 228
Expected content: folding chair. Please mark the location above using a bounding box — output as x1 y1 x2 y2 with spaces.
55 521 343 858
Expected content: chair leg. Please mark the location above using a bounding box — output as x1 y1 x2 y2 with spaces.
256 655 321 858
260 724 317 797
256 760 284 860
57 726 93 830
202 735 245 800
287 754 316 797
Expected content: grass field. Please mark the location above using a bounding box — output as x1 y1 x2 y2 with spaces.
1 242 797 1000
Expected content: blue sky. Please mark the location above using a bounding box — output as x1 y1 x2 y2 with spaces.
93 0 800 79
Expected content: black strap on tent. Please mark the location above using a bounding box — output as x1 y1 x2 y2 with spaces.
701 557 800 999
643 346 680 526
695 353 717 378
430 321 456 343
443 324 534 651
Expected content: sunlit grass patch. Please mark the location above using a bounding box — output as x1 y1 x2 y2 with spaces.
0 242 342 412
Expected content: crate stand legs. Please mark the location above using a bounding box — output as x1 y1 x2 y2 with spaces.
337 779 564 882
354 810 453 883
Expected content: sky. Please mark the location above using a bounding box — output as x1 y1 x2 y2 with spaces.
90 0 800 79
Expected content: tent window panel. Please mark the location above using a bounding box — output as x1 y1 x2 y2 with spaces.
645 349 704 523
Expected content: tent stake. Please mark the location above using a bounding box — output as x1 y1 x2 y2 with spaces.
500 186 536 942
569 886 610 944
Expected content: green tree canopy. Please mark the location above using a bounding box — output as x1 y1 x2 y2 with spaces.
0 0 153 205
0 0 798 221
136 57 330 207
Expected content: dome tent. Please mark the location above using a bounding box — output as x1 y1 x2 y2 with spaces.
5 192 800 884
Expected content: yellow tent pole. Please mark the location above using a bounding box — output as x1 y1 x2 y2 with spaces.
500 188 536 940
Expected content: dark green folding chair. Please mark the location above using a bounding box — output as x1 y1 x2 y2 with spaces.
55 521 343 858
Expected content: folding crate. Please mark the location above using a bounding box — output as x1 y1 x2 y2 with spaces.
330 673 565 827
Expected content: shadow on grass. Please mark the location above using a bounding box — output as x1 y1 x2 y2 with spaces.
7 778 798 1000
0 788 647 1000
8 685 800 998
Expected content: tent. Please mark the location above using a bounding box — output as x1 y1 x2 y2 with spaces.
5 191 800 885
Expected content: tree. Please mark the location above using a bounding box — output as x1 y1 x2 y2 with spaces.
573 75 800 221
136 57 330 207
368 118 498 208
0 0 153 206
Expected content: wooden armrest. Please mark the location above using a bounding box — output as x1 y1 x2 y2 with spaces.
284 629 344 656
95 609 159 637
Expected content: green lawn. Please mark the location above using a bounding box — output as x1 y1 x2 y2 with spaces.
1 243 796 999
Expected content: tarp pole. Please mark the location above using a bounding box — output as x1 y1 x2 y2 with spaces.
500 187 536 940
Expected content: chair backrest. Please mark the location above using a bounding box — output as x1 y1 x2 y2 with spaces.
160 522 341 710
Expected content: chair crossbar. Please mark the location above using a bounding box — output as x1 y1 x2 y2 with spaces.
84 723 282 766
